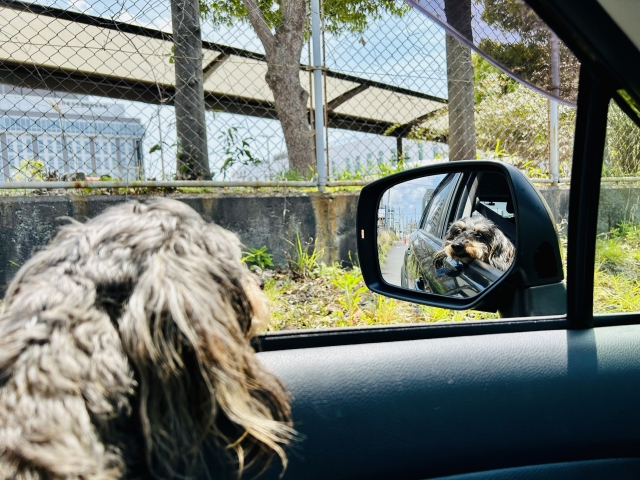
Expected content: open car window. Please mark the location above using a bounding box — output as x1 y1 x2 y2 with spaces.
594 97 640 315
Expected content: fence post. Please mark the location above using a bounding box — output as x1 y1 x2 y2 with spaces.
549 31 560 185
170 0 210 179
311 0 327 192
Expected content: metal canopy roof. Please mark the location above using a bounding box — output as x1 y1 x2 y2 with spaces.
0 0 447 137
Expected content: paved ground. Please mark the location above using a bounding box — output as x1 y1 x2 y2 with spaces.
381 241 408 286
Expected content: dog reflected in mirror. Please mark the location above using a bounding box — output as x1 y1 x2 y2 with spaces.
0 198 294 479
433 215 515 272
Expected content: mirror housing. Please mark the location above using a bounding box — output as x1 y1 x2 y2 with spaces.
356 161 566 317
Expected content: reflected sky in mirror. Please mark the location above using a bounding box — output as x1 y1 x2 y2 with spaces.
378 174 446 231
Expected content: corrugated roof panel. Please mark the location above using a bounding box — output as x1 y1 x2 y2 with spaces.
0 5 447 133
333 87 445 124
0 8 176 84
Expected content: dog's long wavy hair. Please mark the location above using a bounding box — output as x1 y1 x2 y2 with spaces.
0 198 294 479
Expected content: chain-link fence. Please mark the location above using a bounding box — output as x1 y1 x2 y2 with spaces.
0 0 634 191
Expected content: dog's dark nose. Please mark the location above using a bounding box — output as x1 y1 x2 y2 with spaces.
451 242 465 253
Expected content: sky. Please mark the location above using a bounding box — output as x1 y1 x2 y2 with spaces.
380 173 447 226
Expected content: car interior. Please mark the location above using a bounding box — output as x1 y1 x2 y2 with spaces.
219 0 640 478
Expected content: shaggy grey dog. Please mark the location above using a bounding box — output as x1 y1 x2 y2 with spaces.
0 198 294 479
433 215 515 272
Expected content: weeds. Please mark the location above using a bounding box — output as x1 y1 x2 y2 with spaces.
285 232 324 278
242 246 274 270
265 221 640 330
264 262 501 331
593 221 640 313
331 270 368 322
377 230 398 264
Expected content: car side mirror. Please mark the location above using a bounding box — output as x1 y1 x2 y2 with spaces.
356 161 566 317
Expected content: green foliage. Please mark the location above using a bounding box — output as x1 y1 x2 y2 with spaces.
480 0 547 41
264 264 501 331
99 175 119 181
334 167 367 181
274 167 315 182
377 229 398 264
286 232 324 278
594 270 640 313
165 45 175 64
478 0 579 100
593 221 640 313
612 221 640 239
411 56 575 176
478 39 548 88
597 238 627 267
331 269 368 320
11 159 46 181
376 160 406 176
472 55 518 104
473 65 576 176
242 246 274 270
200 0 409 36
219 126 261 179
333 158 407 182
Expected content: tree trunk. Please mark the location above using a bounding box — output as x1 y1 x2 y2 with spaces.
171 0 210 179
265 44 314 176
243 0 314 176
444 0 477 161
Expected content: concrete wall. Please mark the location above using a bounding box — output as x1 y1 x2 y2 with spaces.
537 185 640 234
538 186 570 225
0 184 635 295
0 192 359 295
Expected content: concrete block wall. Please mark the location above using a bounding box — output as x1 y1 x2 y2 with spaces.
0 192 359 295
0 184 636 296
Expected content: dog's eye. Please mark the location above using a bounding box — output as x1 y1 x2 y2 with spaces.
474 232 483 239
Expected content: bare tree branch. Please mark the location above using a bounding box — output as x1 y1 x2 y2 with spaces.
242 0 275 53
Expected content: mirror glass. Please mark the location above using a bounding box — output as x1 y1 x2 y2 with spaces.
378 171 516 298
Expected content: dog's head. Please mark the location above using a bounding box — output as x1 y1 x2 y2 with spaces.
433 215 514 271
2 198 293 477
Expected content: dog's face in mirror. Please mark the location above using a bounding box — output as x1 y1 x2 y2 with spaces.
378 171 516 298
435 215 515 272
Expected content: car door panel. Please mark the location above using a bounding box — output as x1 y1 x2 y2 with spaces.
255 325 640 480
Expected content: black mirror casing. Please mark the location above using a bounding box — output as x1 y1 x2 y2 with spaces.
357 161 566 317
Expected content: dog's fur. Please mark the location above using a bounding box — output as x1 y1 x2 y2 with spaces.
433 215 515 272
0 198 294 479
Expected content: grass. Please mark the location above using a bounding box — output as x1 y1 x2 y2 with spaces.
593 221 640 314
377 230 398 264
1 224 636 327
264 263 499 331
264 220 640 330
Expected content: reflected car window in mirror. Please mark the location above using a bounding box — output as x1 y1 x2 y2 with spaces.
378 171 516 298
